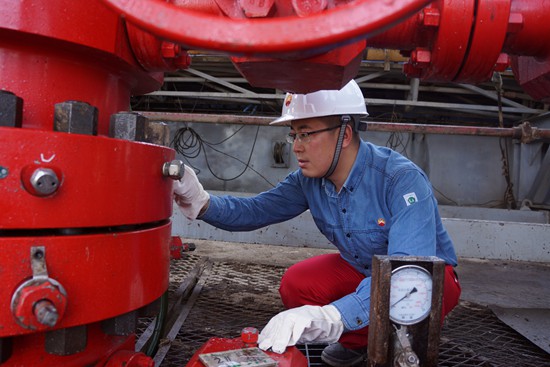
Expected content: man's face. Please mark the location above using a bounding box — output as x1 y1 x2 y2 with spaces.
289 117 340 178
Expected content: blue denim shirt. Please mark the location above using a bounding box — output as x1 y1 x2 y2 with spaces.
201 140 458 331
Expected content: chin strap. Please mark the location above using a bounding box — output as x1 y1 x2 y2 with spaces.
322 115 350 179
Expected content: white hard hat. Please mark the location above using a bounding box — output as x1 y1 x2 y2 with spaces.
270 79 368 126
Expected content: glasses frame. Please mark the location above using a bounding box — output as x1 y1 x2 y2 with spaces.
286 125 341 144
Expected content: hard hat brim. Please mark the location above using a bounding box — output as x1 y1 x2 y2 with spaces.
269 114 295 126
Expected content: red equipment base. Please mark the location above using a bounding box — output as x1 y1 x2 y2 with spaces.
186 337 308 367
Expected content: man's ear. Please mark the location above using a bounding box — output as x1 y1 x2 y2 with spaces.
342 122 355 147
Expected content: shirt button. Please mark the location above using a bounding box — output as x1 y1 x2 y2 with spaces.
356 318 363 325
342 208 347 213
346 233 351 238
354 255 359 259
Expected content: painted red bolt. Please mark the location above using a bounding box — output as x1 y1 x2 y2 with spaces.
11 279 67 330
241 327 259 345
161 41 181 58
494 53 510 72
292 0 327 17
411 48 432 67
160 41 191 70
174 53 192 70
420 7 440 27
239 0 275 18
507 13 524 33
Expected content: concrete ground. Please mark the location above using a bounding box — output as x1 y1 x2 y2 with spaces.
189 239 550 354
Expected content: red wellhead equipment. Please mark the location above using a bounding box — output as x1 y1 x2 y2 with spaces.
2 0 550 366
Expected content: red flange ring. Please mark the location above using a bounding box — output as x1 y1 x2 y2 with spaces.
11 278 68 331
0 127 174 229
101 0 433 56
454 0 511 83
418 0 475 81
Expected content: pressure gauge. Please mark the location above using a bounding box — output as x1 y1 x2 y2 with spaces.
389 265 433 325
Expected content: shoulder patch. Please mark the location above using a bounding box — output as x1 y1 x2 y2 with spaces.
403 192 418 206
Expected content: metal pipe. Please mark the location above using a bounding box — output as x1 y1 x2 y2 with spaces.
139 112 550 142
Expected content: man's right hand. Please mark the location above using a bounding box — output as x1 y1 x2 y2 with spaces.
173 165 210 220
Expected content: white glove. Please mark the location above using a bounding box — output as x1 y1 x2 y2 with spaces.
258 305 344 354
173 165 210 220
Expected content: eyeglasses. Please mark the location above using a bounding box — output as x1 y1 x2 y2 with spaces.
286 125 341 144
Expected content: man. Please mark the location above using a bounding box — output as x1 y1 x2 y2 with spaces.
174 80 461 367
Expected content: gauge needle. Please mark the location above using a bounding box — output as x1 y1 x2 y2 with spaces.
390 287 418 308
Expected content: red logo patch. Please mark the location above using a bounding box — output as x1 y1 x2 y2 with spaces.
284 94 293 107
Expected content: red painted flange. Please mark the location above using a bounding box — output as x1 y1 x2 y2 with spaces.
100 0 433 56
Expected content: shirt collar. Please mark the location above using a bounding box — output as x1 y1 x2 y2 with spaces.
322 141 368 195
341 141 368 194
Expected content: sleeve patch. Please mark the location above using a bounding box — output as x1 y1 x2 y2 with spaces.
403 192 418 206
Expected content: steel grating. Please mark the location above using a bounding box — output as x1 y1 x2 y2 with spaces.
143 255 550 367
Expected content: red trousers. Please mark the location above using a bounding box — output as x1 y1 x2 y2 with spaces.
279 253 461 349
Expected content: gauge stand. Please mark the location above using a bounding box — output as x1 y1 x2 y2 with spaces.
367 255 445 367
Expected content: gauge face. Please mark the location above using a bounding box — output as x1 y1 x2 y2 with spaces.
389 265 433 325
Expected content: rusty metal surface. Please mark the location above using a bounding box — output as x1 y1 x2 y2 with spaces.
146 255 550 367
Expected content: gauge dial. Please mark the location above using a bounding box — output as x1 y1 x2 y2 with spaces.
389 265 433 325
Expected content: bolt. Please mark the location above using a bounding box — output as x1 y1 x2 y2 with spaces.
45 326 87 356
240 0 275 17
291 0 326 17
507 13 524 33
162 160 184 180
0 166 8 179
34 300 59 327
494 53 510 72
407 354 418 364
109 112 148 141
411 48 431 67
29 168 59 196
54 101 98 135
0 90 23 128
241 327 259 345
420 7 440 27
33 248 44 260
145 121 170 146
174 52 192 70
161 41 181 59
101 311 137 336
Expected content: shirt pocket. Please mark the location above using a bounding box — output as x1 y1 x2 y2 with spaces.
352 229 388 270
312 215 337 243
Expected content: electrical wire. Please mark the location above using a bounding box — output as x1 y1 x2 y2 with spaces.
171 125 276 187
493 72 517 209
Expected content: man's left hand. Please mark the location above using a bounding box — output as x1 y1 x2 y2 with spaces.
258 305 344 354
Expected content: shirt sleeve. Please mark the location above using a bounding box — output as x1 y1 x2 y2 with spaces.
331 277 372 331
200 172 309 231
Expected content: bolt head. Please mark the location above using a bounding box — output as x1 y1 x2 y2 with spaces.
11 279 67 330
29 168 59 196
163 160 184 180
54 101 98 135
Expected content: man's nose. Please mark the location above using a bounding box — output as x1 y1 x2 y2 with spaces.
292 139 304 153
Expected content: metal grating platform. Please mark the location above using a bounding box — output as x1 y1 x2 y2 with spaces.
142 255 550 367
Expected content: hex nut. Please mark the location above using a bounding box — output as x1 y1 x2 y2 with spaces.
54 101 98 135
162 160 184 180
0 91 23 128
29 168 59 196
